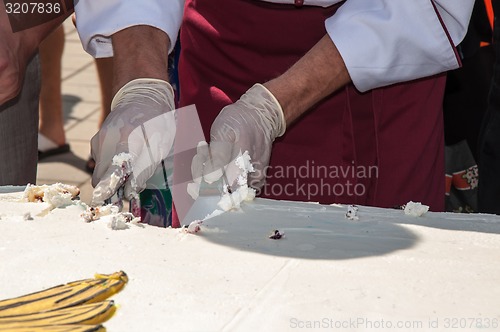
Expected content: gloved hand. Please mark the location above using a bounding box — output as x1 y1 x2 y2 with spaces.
191 83 286 194
91 78 176 206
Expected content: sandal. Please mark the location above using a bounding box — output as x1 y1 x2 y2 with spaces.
38 133 70 160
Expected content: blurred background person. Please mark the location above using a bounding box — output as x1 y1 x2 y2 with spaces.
443 0 494 212
85 57 113 173
38 24 70 160
0 2 70 185
478 0 500 215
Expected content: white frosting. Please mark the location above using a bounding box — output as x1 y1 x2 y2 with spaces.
404 201 429 217
216 151 256 212
92 153 135 206
107 213 137 230
0 186 499 331
217 185 256 212
234 151 255 174
81 203 140 231
23 183 80 209
112 152 133 167
110 152 133 191
345 204 359 221
185 219 203 233
185 151 257 226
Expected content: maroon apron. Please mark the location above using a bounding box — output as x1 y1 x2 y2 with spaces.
177 0 446 214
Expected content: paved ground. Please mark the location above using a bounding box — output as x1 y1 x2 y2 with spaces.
36 19 101 204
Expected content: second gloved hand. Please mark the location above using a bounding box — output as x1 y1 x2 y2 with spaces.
196 83 286 193
91 78 176 206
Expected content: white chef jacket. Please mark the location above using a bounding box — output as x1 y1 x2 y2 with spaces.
75 0 474 92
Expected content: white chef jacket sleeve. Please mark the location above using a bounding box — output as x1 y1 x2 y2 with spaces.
74 0 184 58
325 1 474 92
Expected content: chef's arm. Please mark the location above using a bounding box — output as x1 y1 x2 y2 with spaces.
69 1 182 199
203 35 350 191
264 0 474 126
73 0 182 92
111 25 170 94
192 1 474 194
90 25 177 203
264 35 350 126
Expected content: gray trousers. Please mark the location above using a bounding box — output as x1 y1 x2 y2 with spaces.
0 55 40 185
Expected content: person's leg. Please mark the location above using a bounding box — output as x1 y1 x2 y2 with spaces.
38 24 66 150
86 57 113 173
0 55 40 185
95 57 113 127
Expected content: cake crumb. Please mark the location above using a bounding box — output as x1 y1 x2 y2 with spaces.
108 213 136 230
81 204 120 222
184 220 203 234
404 201 429 217
345 205 359 221
269 229 285 240
23 183 80 208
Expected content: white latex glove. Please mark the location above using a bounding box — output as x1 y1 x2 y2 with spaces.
91 78 176 206
192 83 286 193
